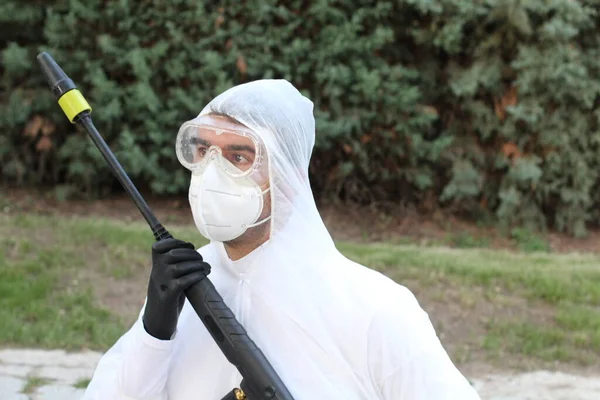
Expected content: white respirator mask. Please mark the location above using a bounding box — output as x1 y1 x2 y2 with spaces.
176 115 271 242
188 160 270 242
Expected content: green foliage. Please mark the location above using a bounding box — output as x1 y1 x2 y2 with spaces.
431 0 600 236
2 0 600 235
510 227 550 253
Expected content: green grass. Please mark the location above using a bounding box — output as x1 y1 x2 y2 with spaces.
337 242 600 305
445 231 490 249
481 303 600 366
510 227 550 253
1 212 600 368
0 213 206 350
22 376 51 394
336 241 600 366
483 321 571 361
74 378 91 389
0 239 122 349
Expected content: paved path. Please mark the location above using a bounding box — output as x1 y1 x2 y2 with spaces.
0 349 101 400
471 371 600 400
1 348 599 399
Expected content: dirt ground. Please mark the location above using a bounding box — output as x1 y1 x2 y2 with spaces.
2 186 600 378
3 186 600 253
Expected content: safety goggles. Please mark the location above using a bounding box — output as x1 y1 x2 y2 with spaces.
176 115 267 180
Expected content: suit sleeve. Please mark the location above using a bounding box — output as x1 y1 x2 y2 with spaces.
367 286 481 400
82 303 176 400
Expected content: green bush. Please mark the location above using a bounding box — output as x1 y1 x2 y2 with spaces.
1 0 600 236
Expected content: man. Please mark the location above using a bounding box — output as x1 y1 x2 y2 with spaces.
83 80 481 399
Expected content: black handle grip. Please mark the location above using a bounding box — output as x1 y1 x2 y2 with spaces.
186 279 293 400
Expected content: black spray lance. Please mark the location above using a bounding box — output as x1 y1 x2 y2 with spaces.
37 52 294 400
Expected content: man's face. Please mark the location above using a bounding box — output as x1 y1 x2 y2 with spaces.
186 114 272 244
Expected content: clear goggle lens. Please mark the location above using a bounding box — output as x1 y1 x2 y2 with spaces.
176 119 265 180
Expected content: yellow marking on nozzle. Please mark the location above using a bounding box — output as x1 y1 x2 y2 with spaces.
234 389 246 400
58 89 91 123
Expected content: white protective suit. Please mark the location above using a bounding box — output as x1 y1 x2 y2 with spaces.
83 80 481 400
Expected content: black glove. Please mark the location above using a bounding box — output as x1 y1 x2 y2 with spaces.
142 238 210 340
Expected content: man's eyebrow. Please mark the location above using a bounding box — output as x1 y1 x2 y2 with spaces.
191 137 211 147
225 144 255 154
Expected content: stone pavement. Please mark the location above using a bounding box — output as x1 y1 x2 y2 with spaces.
471 370 600 400
1 348 599 399
0 349 101 400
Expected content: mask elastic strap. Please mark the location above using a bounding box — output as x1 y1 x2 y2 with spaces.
244 186 272 229
246 215 272 229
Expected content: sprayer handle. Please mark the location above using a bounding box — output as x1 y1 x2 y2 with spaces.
185 279 294 400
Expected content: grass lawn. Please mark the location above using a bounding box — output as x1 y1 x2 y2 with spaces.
1 212 599 371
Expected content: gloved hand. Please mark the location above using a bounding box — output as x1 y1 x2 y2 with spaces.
142 238 211 340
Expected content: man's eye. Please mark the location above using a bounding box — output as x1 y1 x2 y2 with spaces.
193 147 208 162
234 154 249 164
